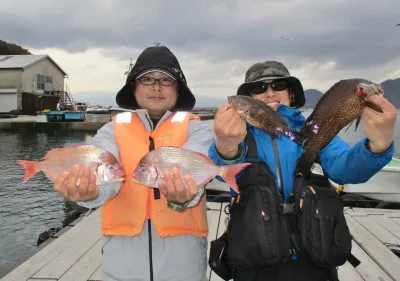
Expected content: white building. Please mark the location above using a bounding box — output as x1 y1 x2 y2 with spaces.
0 55 68 114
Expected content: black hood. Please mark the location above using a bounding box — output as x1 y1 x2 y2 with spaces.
116 46 196 111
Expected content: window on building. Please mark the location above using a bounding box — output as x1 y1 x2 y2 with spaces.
37 74 53 91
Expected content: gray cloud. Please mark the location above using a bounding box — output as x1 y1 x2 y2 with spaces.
1 0 400 92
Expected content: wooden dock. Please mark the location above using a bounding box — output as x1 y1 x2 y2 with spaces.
2 203 400 281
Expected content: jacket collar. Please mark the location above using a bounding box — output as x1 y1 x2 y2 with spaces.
135 109 173 131
276 104 305 127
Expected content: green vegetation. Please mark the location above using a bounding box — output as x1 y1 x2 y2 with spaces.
0 39 32 55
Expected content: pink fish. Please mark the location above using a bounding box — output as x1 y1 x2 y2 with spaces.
132 146 251 193
17 144 125 184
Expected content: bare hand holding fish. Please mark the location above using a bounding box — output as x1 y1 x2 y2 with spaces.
214 104 247 158
226 95 307 145
53 164 99 202
17 144 125 202
295 78 396 177
360 94 397 153
132 146 251 194
158 167 199 203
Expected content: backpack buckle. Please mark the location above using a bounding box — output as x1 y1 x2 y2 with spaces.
278 203 298 215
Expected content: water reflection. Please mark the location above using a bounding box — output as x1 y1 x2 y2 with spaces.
0 131 95 278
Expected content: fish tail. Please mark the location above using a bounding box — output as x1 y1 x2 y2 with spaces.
294 152 316 178
220 162 252 193
288 130 308 146
16 160 40 183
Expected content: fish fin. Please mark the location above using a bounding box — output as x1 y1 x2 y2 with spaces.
363 99 383 113
354 117 361 131
294 152 316 178
41 147 64 160
220 162 252 193
344 120 354 133
16 160 40 182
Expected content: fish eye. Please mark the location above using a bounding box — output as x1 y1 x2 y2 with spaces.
139 164 148 172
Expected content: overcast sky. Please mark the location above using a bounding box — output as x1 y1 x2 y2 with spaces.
1 0 399 103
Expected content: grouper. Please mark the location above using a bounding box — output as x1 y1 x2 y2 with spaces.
295 78 384 177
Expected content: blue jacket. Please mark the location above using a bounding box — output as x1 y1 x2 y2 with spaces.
208 105 395 199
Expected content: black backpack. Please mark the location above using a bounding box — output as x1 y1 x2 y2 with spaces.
292 171 354 268
208 132 359 279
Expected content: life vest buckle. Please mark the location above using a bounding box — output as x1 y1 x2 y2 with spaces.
278 202 298 215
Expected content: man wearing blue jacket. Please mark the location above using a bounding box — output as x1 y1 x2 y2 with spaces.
208 61 397 281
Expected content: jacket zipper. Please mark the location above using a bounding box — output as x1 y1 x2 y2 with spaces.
147 116 155 281
148 220 154 281
271 138 284 198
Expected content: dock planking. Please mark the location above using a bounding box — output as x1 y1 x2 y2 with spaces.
1 204 400 281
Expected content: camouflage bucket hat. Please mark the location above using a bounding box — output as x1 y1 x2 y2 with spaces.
237 61 305 108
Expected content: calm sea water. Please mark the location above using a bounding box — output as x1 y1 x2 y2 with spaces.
0 111 399 278
0 131 95 278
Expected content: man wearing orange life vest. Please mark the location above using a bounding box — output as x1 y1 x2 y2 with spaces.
52 45 215 281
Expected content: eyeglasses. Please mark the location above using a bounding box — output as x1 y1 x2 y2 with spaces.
249 80 288 95
136 76 176 86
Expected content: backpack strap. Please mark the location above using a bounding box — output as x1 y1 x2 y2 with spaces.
272 137 284 197
236 132 276 190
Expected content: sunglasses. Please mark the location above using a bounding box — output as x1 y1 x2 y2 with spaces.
249 80 288 95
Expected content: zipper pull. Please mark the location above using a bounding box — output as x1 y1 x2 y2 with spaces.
261 209 269 221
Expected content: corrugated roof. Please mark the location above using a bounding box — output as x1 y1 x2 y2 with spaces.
0 55 67 75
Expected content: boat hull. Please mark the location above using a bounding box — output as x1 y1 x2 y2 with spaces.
344 169 400 203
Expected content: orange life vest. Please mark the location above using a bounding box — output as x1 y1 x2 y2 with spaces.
101 112 208 238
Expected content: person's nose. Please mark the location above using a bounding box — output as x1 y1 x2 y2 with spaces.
152 80 162 90
263 85 276 97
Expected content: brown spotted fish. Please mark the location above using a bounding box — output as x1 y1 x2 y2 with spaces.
17 145 125 184
295 78 384 177
227 95 307 145
132 146 251 193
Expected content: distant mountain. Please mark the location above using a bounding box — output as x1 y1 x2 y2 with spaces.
0 39 32 55
74 78 400 110
72 91 226 109
303 89 323 109
381 78 400 108
302 78 400 109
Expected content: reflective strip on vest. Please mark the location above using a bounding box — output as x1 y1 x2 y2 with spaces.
115 111 132 123
171 111 188 123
